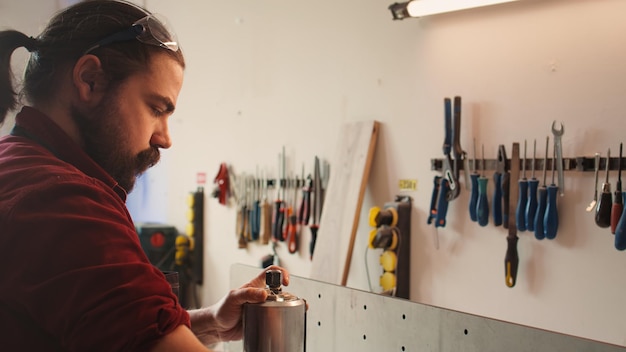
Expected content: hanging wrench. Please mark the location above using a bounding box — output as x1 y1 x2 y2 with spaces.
551 121 565 196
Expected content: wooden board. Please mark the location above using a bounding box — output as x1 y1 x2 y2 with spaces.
310 120 380 286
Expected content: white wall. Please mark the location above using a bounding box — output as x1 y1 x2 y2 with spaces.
4 0 626 347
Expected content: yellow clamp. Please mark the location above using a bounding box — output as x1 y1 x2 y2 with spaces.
175 235 193 266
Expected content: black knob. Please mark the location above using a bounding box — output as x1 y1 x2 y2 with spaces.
265 270 282 289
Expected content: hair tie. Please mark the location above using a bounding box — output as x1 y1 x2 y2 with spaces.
24 36 38 53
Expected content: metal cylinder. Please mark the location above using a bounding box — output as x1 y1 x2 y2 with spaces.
243 270 306 352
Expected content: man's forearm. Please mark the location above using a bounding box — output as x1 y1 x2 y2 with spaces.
188 307 221 346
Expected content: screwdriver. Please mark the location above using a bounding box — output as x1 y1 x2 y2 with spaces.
611 143 623 234
298 166 312 226
282 176 292 241
436 178 450 228
259 175 272 244
614 149 626 249
427 176 441 225
250 177 260 241
309 156 322 260
502 154 510 230
285 177 299 253
493 146 504 227
595 148 612 228
534 136 549 240
469 138 479 222
273 148 286 241
616 193 626 250
526 139 539 231
586 153 601 212
476 144 489 227
516 140 528 232
544 144 559 240
282 175 293 241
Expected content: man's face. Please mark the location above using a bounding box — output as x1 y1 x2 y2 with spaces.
72 53 184 192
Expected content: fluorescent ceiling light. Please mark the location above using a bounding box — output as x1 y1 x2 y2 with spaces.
389 0 521 20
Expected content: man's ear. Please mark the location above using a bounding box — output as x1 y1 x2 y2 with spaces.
72 54 106 104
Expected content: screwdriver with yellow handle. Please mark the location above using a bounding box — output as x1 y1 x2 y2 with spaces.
505 142 520 288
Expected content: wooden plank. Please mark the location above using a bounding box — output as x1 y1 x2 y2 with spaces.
310 120 380 286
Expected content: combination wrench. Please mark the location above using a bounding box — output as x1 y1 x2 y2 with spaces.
551 121 565 196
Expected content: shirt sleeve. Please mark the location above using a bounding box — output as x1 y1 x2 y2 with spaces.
3 175 190 351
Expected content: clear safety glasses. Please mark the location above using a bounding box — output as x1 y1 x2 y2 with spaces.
83 14 179 55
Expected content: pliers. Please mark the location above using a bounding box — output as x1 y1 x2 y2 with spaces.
442 97 460 201
428 97 464 228
451 96 469 194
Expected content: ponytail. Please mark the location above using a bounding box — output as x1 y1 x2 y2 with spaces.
0 30 38 124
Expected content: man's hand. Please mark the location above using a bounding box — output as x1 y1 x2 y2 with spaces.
189 265 289 345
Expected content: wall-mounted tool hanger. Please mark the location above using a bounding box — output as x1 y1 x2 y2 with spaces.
431 156 623 173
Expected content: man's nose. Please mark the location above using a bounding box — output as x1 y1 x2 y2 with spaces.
151 121 172 149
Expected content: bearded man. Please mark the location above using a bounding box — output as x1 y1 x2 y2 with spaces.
0 1 288 351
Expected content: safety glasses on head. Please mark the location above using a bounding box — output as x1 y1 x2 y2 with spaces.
83 14 178 55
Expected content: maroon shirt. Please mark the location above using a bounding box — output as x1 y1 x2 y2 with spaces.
0 107 190 351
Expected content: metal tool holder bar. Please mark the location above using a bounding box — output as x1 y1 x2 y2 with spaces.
240 178 307 188
431 157 623 172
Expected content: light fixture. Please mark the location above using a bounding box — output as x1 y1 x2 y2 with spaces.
388 0 521 20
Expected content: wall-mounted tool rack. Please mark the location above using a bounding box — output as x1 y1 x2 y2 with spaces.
431 156 623 172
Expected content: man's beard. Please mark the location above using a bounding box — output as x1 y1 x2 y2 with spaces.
70 90 161 193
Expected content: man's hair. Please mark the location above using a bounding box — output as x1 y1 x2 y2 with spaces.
0 0 185 124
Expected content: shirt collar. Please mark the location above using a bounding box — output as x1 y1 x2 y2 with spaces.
13 106 128 201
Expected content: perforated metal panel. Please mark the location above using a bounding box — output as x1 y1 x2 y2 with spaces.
228 264 625 351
